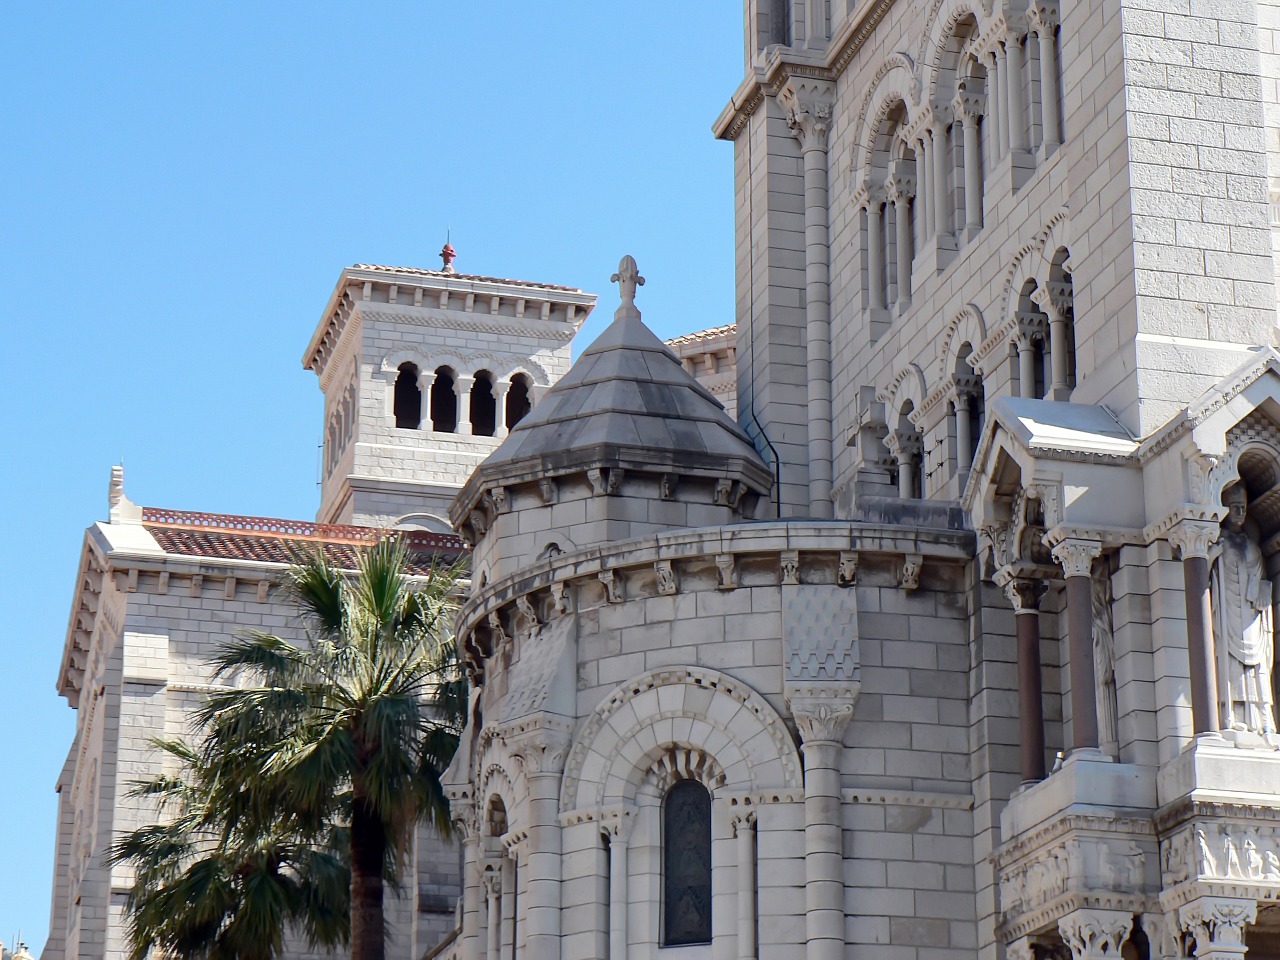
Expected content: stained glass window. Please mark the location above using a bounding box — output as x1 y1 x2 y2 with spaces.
663 779 712 946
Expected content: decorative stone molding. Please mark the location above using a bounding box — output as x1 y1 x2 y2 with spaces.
1057 909 1132 960
643 746 727 794
841 788 973 810
551 580 573 617
1162 820 1280 906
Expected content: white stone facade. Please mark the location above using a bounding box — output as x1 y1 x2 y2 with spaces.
44 2 1280 960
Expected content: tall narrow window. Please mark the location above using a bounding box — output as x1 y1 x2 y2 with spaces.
471 370 497 437
506 374 532 429
393 363 421 429
663 780 712 946
431 366 457 433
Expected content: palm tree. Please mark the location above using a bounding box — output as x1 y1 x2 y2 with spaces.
108 738 350 960
194 536 468 960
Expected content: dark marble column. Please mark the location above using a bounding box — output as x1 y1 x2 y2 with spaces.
1005 577 1048 781
1170 520 1222 735
1052 539 1103 752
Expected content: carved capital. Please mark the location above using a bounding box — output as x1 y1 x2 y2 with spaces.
510 729 571 777
953 84 986 124
715 553 738 590
1052 538 1102 579
600 806 637 844
1027 0 1060 33
1004 576 1047 613
1168 519 1221 560
730 808 757 834
1031 284 1067 324
791 697 857 743
482 867 502 898
1058 909 1133 960
780 78 835 151
1179 897 1257 956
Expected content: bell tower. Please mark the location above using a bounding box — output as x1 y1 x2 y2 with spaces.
303 248 596 529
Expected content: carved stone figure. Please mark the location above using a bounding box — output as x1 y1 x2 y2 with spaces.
1210 483 1276 735
1092 564 1119 755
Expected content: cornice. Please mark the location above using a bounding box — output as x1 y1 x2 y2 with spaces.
713 0 896 142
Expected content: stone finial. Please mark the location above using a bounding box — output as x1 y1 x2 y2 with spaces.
610 255 645 321
108 464 142 524
440 241 457 274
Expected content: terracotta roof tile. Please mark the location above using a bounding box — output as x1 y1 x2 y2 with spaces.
140 508 466 573
665 323 736 347
349 263 581 293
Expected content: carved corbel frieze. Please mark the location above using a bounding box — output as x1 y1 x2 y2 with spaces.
714 478 745 509
514 595 541 637
537 478 557 505
487 612 511 655
654 560 678 596
1057 909 1133 960
715 553 737 590
900 554 923 591
469 509 489 538
551 580 573 617
659 473 678 500
780 550 800 585
599 569 623 604
837 550 859 587
484 487 508 516
588 468 623 496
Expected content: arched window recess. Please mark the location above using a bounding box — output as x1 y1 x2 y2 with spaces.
505 374 533 431
886 400 925 499
393 362 422 430
662 778 712 947
430 366 458 433
471 370 497 438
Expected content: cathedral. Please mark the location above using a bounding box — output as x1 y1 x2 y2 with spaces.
43 2 1280 960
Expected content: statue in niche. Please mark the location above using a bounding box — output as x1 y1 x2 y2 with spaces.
1210 482 1276 735
1092 563 1119 755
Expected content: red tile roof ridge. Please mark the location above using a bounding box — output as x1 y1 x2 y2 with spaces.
140 506 465 551
349 263 583 293
665 323 736 347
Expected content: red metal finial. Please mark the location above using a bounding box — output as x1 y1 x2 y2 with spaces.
440 242 456 273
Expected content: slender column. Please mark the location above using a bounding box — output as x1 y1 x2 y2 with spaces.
1052 538 1104 752
604 813 634 960
733 810 757 960
454 803 482 960
513 734 568 960
932 123 951 238
417 371 437 429
455 375 475 436
888 168 915 311
1031 5 1062 148
499 855 516 957
887 430 921 499
1058 909 1134 960
1179 897 1257 960
1006 31 1029 152
491 380 512 439
787 90 836 518
985 52 1002 159
1032 286 1070 399
994 45 1010 157
955 91 985 234
1170 521 1223 735
1005 577 1048 781
918 134 935 237
804 0 827 49
484 870 502 960
867 200 885 310
955 390 973 473
792 698 855 960
1017 333 1037 399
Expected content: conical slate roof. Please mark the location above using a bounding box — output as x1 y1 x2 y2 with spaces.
452 273 771 521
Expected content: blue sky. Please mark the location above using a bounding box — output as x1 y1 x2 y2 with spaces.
0 2 740 949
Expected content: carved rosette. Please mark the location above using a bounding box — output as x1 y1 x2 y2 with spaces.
1057 909 1133 960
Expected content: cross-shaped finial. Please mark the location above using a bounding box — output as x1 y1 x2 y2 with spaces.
610 255 644 320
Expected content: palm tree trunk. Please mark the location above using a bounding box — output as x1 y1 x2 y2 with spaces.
350 795 387 960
